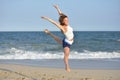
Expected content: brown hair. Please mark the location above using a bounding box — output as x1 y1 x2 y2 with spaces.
59 13 68 25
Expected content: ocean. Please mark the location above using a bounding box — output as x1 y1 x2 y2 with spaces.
0 31 120 69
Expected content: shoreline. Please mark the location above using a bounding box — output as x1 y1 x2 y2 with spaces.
0 64 120 80
0 59 120 70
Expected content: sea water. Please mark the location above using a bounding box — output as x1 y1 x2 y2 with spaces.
0 31 120 69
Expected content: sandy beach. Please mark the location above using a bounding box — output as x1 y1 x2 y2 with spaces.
0 64 120 80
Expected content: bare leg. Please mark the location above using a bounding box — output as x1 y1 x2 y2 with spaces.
44 29 62 44
44 29 70 72
64 47 71 72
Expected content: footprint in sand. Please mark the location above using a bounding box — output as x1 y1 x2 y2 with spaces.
80 78 94 80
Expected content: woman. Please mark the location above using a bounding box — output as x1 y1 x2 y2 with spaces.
41 5 74 72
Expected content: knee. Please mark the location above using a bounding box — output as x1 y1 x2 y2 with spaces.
64 47 70 57
64 53 69 58
64 52 70 57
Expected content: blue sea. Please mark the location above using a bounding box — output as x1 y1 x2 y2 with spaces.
0 31 120 69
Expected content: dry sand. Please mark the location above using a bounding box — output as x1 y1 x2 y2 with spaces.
0 64 120 80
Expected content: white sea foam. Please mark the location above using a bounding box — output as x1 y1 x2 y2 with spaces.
0 47 120 59
117 39 120 42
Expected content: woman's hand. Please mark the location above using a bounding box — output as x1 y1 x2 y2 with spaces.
53 5 58 9
53 5 63 16
41 16 48 20
44 29 50 35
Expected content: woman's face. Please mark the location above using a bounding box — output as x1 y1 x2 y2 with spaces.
63 17 69 26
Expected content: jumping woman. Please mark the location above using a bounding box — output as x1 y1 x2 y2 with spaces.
41 5 74 72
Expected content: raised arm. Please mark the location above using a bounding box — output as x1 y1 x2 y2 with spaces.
53 5 63 16
41 16 65 32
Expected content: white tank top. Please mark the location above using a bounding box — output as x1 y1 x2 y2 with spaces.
64 25 74 45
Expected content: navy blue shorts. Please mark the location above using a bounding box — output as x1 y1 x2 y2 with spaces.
62 38 71 48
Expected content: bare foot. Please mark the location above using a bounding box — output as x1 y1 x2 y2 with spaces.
44 29 50 35
65 67 71 72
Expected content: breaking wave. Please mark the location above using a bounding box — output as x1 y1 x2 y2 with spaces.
0 48 120 59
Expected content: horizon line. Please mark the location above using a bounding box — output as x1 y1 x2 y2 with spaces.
0 30 120 32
